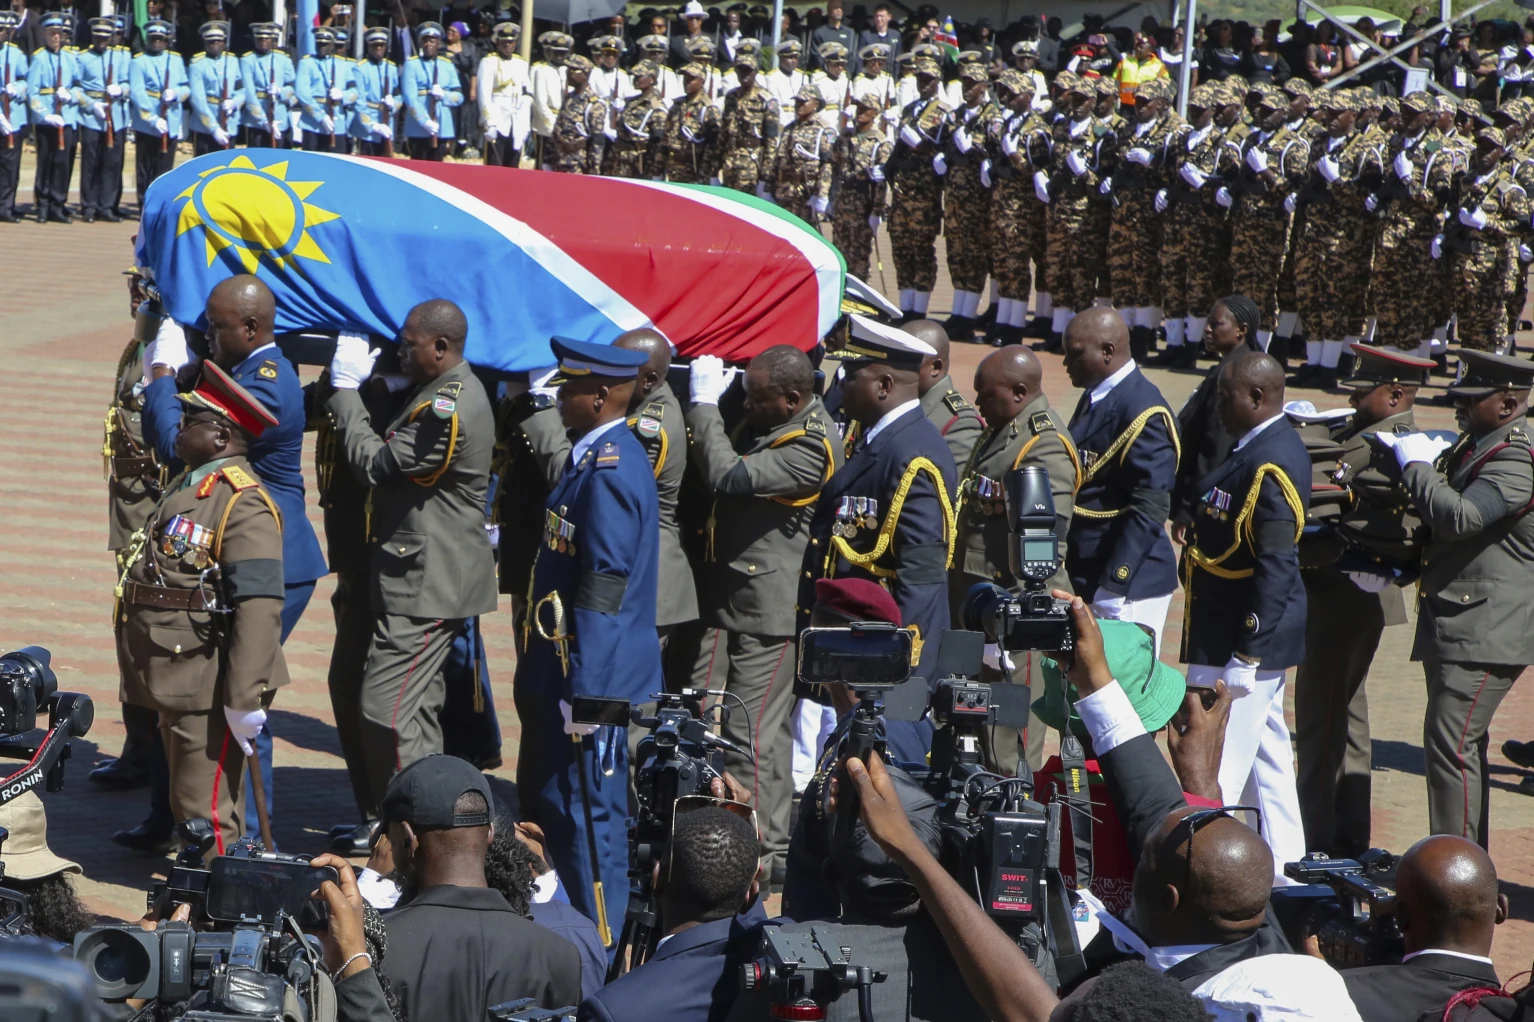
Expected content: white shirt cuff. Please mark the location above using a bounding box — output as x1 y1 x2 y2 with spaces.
1074 680 1145 755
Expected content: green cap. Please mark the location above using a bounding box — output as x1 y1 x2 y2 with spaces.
1034 620 1187 739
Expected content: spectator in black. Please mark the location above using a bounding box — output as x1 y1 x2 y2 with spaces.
381 755 583 1019
1243 20 1290 84
1341 835 1507 1022
1439 26 1476 97
1200 20 1242 81
0 792 92 947
1303 20 1342 86
582 801 768 1022
670 1 710 69
445 21 481 154
308 855 409 1022
811 0 858 73
857 3 901 65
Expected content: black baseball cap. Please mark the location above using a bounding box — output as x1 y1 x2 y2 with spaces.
380 755 493 829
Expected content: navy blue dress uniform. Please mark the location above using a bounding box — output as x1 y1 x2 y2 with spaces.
513 338 663 947
1065 363 1181 646
75 18 129 222
0 12 27 222
798 316 957 763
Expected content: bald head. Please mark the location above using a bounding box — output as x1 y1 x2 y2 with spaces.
1397 835 1505 956
904 320 951 397
206 274 276 370
1062 307 1131 391
1217 350 1286 434
974 346 1043 427
614 328 672 401
1133 806 1274 947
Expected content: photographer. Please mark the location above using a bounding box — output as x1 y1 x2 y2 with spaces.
308 854 404 1022
0 791 92 947
581 803 767 1022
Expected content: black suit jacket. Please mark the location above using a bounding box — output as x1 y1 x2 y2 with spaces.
1346 952 1500 1022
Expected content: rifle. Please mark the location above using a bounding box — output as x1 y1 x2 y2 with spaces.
159 58 170 153
52 51 64 148
325 56 336 146
427 57 438 144
104 49 114 149
607 65 617 134
265 56 277 146
4 54 12 150
217 56 229 146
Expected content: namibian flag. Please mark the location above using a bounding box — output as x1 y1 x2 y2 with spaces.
134 151 845 372
935 16 960 60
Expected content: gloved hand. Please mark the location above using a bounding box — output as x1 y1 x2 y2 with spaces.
1318 154 1341 182
1431 234 1444 260
979 158 992 189
372 120 393 139
1459 205 1489 230
612 96 626 112
1066 149 1088 176
423 118 440 135
709 176 723 186
53 89 72 106
322 114 335 133
484 126 498 141
1394 149 1413 181
1216 185 1234 208
1154 188 1168 213
1245 146 1268 172
1284 192 1297 214
42 113 64 127
221 97 242 115
560 699 599 736
289 110 303 135
899 124 921 148
1378 430 1453 468
868 213 881 231
1125 146 1153 166
329 333 381 390
3 81 22 99
602 125 617 140
689 354 733 405
869 163 884 182
92 102 107 121
153 115 170 134
1347 570 1392 593
932 153 947 175
212 126 230 146
1365 193 1379 212
1090 594 1126 620
329 86 345 102
1521 243 1533 263
809 195 829 215
429 83 446 100
1001 131 1017 156
955 128 972 153
883 107 899 124
223 705 267 757
1033 169 1051 204
0 113 11 135
981 643 1016 672
529 365 560 399
1221 656 1258 696
1099 177 1113 195
1179 162 1207 189
148 317 191 373
384 94 400 111
755 181 771 199
107 83 124 98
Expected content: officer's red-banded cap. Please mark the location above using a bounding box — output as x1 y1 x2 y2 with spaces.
1342 343 1436 390
813 577 902 626
177 359 279 437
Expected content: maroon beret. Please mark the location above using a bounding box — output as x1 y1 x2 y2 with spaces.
813 577 902 626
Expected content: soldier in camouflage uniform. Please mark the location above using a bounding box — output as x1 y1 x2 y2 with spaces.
1497 99 1534 348
887 57 949 320
1371 89 1458 358
715 39 780 193
1293 90 1386 389
1227 83 1310 342
1106 76 1185 362
605 59 666 179
830 92 893 281
1087 75 1123 305
1037 72 1113 347
662 63 720 184
1442 127 1530 354
988 70 1052 346
771 85 837 226
550 54 609 174
1272 78 1320 363
941 62 1001 339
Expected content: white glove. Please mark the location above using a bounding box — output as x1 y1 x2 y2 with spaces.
423 118 440 135
328 86 344 102
1383 431 1453 468
709 176 722 186
42 113 64 127
602 125 617 140
1066 149 1088 176
1154 188 1168 213
53 90 72 106
1099 177 1113 195
106 83 124 98
429 83 446 99
321 114 335 132
869 163 884 182
483 126 498 141
755 181 771 199
1318 155 1340 183
148 318 191 373
981 643 1016 672
328 333 381 390
560 699 599 736
1090 595 1126 620
689 354 732 405
1245 146 1268 172
3 82 22 99
1347 570 1392 593
1179 162 1207 189
1394 149 1413 182
955 128 972 153
868 213 881 231
1521 243 1533 263
385 94 400 111
883 107 899 124
809 195 829 215
899 124 921 148
529 365 560 399
1033 169 1051 204
1125 146 1153 166
289 110 303 135
1284 192 1297 214
1001 131 1017 157
223 705 267 757
0 113 11 135
372 120 393 140
612 97 626 112
932 153 947 175
92 102 107 121
1459 205 1489 230
221 97 241 115
1431 234 1444 260
1216 185 1234 208
1365 193 1379 212
212 126 230 146
1222 656 1259 696
979 158 992 189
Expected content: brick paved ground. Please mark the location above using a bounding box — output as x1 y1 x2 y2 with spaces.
4 154 1530 975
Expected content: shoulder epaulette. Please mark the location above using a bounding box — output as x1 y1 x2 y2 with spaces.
594 439 621 469
432 379 462 419
257 359 278 380
299 53 314 60
943 391 973 416
805 415 827 434
221 464 261 490
191 51 205 62
642 401 665 418
1029 411 1055 435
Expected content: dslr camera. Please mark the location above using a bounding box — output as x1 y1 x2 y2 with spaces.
1273 849 1403 968
961 466 1074 654
741 926 886 1022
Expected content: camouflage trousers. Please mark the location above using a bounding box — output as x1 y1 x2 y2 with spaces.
720 148 764 192
1229 199 1294 331
1294 213 1373 341
990 179 1036 301
1507 266 1529 336
1372 217 1441 348
833 189 878 282
1046 198 1097 312
1087 200 1113 299
552 148 593 173
604 145 651 179
1276 206 1304 313
1108 189 1163 309
1160 202 1230 318
890 168 944 293
1452 243 1518 351
664 146 711 184
945 171 993 293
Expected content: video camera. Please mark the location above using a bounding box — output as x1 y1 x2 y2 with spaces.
961 466 1074 654
1272 849 1403 968
741 926 887 1022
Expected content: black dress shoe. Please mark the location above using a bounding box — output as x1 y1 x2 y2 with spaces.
943 314 975 340
1 213 19 223
35 208 47 223
82 212 96 223
1503 739 1534 769
47 208 71 223
89 756 151 790
100 210 121 222
112 821 175 854
329 820 380 857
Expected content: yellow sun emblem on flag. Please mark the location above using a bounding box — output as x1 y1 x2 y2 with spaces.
174 155 341 274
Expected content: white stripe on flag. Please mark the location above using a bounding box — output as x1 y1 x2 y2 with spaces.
333 155 651 333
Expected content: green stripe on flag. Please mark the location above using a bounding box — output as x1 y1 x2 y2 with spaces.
673 181 847 265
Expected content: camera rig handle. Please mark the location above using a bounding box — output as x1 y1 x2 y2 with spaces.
0 692 95 810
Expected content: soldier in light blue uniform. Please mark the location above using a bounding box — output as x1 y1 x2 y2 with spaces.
349 27 400 157
401 21 462 161
188 20 242 156
0 12 30 222
129 19 189 208
295 26 352 153
27 13 79 223
240 22 295 148
76 18 129 222
514 336 663 949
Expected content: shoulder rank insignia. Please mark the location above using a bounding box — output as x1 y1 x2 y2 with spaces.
1029 411 1055 435
635 415 662 438
595 441 621 468
258 360 278 380
196 473 220 499
943 392 972 415
221 464 260 491
643 401 665 418
805 416 827 434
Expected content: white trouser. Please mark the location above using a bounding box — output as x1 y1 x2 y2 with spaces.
1091 592 1174 658
1185 664 1307 882
791 697 839 792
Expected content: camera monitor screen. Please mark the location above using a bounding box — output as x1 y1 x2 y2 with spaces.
797 626 913 689
204 858 339 926
1019 538 1056 562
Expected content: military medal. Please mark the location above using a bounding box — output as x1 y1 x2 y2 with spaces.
832 498 848 538
863 498 878 530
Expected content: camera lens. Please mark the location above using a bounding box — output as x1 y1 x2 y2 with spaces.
76 928 152 999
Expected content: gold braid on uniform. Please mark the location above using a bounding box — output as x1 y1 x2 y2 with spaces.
1184 463 1305 581
402 401 460 487
626 414 669 480
828 456 955 580
213 487 285 560
1072 406 1180 520
705 428 836 561
102 336 144 479
957 420 1084 522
